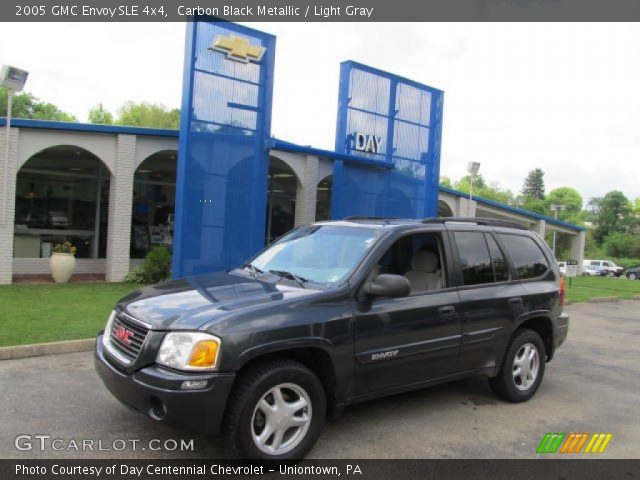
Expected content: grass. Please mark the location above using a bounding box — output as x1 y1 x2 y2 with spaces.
0 276 638 348
0 283 142 347
565 275 640 303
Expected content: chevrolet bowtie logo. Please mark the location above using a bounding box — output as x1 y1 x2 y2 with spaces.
209 34 265 64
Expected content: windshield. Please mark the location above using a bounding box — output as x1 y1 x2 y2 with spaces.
250 225 383 286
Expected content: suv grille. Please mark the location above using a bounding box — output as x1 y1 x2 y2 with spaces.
109 313 149 362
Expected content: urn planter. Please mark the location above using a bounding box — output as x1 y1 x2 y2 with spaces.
50 252 76 283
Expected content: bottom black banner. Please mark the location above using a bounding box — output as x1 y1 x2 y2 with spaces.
2 459 639 480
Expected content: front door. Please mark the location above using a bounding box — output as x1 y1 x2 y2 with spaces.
352 231 462 396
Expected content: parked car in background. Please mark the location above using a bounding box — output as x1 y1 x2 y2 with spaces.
557 262 567 276
626 267 640 281
582 259 624 277
48 211 69 229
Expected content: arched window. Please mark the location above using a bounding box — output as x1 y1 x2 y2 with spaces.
131 150 177 258
14 146 110 259
315 175 333 222
438 200 454 217
266 157 298 244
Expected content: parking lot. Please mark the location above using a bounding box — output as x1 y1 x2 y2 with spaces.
1 301 638 459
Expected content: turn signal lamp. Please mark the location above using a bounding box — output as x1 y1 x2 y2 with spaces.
188 340 219 368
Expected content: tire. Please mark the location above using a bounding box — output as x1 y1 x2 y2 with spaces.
489 329 546 403
222 359 326 460
609 271 616 277
629 273 638 281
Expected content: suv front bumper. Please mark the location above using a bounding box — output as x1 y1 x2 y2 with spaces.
95 335 235 435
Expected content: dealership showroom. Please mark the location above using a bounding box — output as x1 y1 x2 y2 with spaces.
0 119 585 283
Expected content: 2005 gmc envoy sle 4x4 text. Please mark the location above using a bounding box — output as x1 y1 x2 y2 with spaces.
95 217 570 460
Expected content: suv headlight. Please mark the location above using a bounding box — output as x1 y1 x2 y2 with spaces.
156 332 221 371
102 310 116 348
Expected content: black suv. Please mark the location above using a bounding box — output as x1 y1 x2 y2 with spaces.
95 217 569 460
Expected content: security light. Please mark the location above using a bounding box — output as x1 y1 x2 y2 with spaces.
0 65 29 92
467 161 481 176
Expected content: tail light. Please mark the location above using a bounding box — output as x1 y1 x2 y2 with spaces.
559 276 566 307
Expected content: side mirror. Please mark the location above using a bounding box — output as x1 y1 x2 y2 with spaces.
367 274 411 298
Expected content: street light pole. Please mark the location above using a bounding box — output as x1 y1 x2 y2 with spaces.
1 65 29 225
2 89 13 224
467 161 480 205
552 208 558 254
549 203 567 256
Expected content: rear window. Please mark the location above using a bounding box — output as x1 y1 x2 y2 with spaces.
498 234 549 279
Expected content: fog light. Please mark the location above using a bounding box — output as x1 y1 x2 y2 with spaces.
181 380 208 390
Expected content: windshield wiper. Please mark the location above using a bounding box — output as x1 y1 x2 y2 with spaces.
240 263 264 278
268 269 308 289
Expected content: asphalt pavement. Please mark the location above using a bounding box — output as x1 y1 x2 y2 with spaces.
1 301 638 459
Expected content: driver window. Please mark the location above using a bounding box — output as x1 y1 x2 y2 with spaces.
374 233 445 294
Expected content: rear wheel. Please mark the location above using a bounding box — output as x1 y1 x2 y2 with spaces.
629 272 638 281
489 329 546 402
222 359 326 460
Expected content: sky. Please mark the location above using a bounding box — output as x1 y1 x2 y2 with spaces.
1 22 639 202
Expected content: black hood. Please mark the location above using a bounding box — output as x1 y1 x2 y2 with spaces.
117 271 316 330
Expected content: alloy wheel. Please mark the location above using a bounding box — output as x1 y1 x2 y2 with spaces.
251 383 312 455
512 343 540 391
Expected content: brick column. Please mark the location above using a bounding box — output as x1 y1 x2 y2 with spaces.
570 230 586 275
105 135 136 282
457 196 476 217
294 155 319 227
0 127 19 284
534 219 546 237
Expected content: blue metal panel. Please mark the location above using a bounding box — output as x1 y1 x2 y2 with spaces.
172 20 275 278
332 61 444 220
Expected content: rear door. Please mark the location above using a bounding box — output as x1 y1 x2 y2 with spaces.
448 227 525 373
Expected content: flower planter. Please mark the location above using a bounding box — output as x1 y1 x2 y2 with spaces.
49 252 76 283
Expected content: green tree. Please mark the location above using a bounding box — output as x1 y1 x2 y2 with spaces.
603 232 640 258
454 175 515 205
545 187 583 223
116 101 180 129
522 197 548 215
522 168 546 201
88 103 114 125
592 190 634 244
439 176 453 188
0 87 77 122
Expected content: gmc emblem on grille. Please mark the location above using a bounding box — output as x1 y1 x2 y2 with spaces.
115 325 134 345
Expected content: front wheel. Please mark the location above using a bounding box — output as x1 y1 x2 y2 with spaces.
222 359 326 460
489 329 546 402
628 272 637 281
609 271 616 277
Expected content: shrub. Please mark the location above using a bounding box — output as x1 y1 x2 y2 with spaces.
125 245 172 284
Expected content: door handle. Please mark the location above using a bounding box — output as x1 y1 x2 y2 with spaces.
508 297 523 306
438 305 456 316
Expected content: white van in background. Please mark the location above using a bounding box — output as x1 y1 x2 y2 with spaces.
582 259 624 277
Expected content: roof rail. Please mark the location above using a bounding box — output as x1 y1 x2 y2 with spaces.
343 216 399 221
421 217 528 230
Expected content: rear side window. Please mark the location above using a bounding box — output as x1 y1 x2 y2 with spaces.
498 234 549 279
486 234 509 282
454 232 494 285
